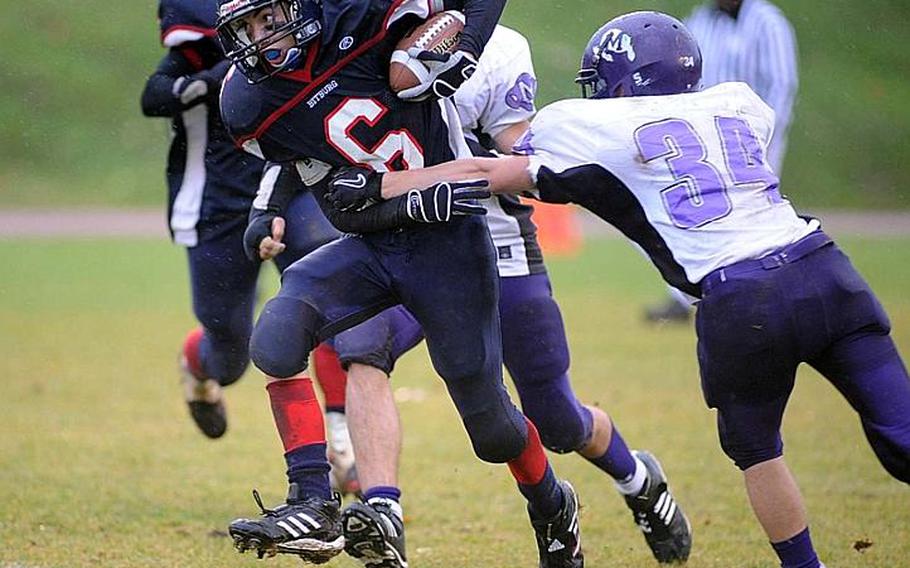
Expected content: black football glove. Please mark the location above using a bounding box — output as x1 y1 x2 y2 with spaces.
243 211 277 261
326 166 384 211
398 49 478 101
401 180 491 223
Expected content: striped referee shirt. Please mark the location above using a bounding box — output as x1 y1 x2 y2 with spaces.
685 0 798 173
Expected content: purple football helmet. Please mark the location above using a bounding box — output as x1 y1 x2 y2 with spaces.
576 11 702 99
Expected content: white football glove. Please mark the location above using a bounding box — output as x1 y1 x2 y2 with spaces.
398 49 478 101
172 76 209 106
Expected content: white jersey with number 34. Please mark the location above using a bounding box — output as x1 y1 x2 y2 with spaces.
523 82 813 294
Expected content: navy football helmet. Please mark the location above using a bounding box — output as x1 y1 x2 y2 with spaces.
576 11 702 99
216 0 321 82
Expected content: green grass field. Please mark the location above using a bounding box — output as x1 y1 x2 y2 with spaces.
1 237 908 567
2 1 909 208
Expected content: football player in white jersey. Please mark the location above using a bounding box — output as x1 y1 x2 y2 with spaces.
329 11 910 568
454 25 692 565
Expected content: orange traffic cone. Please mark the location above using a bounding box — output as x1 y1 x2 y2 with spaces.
525 200 583 257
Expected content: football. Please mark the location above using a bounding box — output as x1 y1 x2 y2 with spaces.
389 11 465 93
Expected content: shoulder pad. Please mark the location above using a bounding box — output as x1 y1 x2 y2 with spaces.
318 0 378 46
159 0 218 46
220 66 265 142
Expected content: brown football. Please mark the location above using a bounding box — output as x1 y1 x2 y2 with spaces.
389 11 465 93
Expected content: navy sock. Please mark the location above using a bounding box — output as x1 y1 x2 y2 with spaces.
586 425 637 481
285 442 332 501
771 527 821 568
364 485 401 503
519 464 563 520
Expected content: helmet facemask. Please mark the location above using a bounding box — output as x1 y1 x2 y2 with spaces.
217 0 321 82
575 67 607 99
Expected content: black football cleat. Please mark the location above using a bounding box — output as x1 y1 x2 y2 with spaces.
624 451 692 563
343 498 407 568
179 355 227 439
529 480 583 568
229 483 344 564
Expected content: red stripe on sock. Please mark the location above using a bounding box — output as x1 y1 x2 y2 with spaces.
508 419 550 485
266 377 326 452
182 327 206 379
312 343 348 410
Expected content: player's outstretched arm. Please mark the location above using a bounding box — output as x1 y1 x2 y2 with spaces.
380 156 535 199
321 169 491 232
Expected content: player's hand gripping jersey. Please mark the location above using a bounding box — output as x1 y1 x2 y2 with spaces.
220 0 499 175
519 82 815 297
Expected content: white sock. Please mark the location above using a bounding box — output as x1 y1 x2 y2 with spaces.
615 455 648 496
367 497 403 521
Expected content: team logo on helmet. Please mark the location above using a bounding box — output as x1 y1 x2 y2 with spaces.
595 29 636 64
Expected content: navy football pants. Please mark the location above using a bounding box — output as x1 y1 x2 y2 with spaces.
187 217 260 385
331 271 593 454
188 191 417 384
251 217 530 463
696 236 910 481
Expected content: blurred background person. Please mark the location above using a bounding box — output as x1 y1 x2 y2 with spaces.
645 0 799 323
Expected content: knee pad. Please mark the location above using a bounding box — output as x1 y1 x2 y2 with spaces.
250 296 322 378
445 371 529 463
863 420 910 483
536 403 593 455
336 307 424 375
514 372 592 454
717 410 784 470
194 312 254 386
210 356 250 387
334 310 395 374
464 406 529 463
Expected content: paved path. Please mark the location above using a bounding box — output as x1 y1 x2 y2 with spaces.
1 208 910 239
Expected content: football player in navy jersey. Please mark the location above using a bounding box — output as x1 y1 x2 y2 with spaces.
141 0 271 439
336 11 910 568
315 24 692 565
140 0 417 500
216 1 583 567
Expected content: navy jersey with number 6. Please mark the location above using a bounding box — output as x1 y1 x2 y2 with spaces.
220 0 474 178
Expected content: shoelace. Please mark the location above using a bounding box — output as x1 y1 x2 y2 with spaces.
252 489 279 517
636 512 652 532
